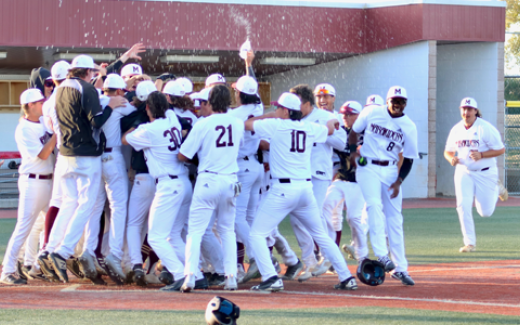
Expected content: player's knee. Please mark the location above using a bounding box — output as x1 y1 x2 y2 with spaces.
477 207 495 218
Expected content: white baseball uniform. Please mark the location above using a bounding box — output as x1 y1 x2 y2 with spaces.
353 105 418 273
226 103 263 260
126 109 189 280
80 96 135 260
248 118 353 282
174 107 198 126
180 113 244 281
1 117 54 275
445 117 504 247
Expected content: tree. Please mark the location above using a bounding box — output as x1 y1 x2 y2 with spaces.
505 0 520 67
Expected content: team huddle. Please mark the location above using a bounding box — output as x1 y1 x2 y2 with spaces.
0 43 507 292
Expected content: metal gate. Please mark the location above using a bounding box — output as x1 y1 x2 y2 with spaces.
505 100 520 195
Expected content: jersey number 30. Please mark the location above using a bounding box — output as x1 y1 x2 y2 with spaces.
164 127 182 151
216 125 234 148
290 130 306 153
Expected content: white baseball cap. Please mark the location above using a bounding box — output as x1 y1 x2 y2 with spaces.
365 94 384 106
460 97 478 109
135 80 157 102
51 60 71 80
103 74 127 90
162 80 186 97
20 88 45 105
340 101 362 115
271 92 301 111
314 83 336 97
190 92 201 108
70 55 98 70
195 87 211 102
121 64 143 78
177 77 193 94
387 86 407 100
205 74 226 87
232 76 258 95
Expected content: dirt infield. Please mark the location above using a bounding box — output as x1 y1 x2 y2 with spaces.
1 260 519 316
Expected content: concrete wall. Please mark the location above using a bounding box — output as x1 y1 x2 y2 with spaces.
265 41 431 198
0 111 22 152
436 42 500 196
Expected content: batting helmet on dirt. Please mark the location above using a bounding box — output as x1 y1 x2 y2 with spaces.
357 258 385 286
205 296 240 325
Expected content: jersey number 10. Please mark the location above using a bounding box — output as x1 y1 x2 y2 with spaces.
290 130 306 153
216 125 234 148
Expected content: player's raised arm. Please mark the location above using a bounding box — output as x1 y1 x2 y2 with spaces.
245 111 276 131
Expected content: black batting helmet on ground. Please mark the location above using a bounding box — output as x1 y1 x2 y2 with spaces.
205 296 240 325
357 258 385 286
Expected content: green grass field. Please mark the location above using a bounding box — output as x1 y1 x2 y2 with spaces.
0 207 519 324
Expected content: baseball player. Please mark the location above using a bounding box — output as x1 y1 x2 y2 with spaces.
178 84 245 292
246 92 357 291
444 97 506 253
77 74 136 283
123 91 189 291
349 86 418 286
163 79 199 126
288 84 346 280
46 55 122 283
1 89 56 285
205 74 226 88
227 75 263 278
322 101 369 263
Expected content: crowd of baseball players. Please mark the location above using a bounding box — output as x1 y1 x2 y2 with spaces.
0 42 508 292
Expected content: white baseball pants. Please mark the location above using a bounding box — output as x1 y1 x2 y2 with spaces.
23 213 45 268
49 153 64 208
454 165 498 246
249 181 353 282
82 182 107 257
356 163 408 272
235 158 262 260
54 156 102 259
324 180 369 260
126 173 155 265
2 175 51 274
312 177 335 240
184 173 238 279
148 176 187 280
200 212 225 274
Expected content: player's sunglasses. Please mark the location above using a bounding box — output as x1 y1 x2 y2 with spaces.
390 98 407 105
315 89 331 95
44 79 54 88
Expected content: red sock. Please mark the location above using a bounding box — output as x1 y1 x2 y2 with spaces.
335 231 342 247
237 242 245 266
43 206 59 248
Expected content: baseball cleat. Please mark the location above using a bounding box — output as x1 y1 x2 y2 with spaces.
0 273 26 285
104 254 126 282
208 274 225 286
78 253 97 279
391 271 415 286
28 267 49 282
16 261 28 281
224 275 237 291
158 267 174 285
298 268 313 283
132 264 147 287
181 274 195 293
145 273 162 285
237 264 246 284
38 251 60 282
459 245 476 253
67 258 85 279
160 277 185 292
89 273 107 286
250 276 284 292
334 276 358 290
342 244 356 260
94 257 107 276
195 277 209 290
241 258 261 283
377 256 396 273
498 180 508 201
311 259 332 277
282 259 303 280
49 253 69 283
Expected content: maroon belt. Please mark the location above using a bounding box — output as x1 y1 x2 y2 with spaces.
104 147 113 153
28 173 53 180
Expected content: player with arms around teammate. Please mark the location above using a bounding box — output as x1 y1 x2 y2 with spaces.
246 92 357 291
349 86 418 286
178 85 245 292
0 89 56 285
123 91 189 290
444 98 506 253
